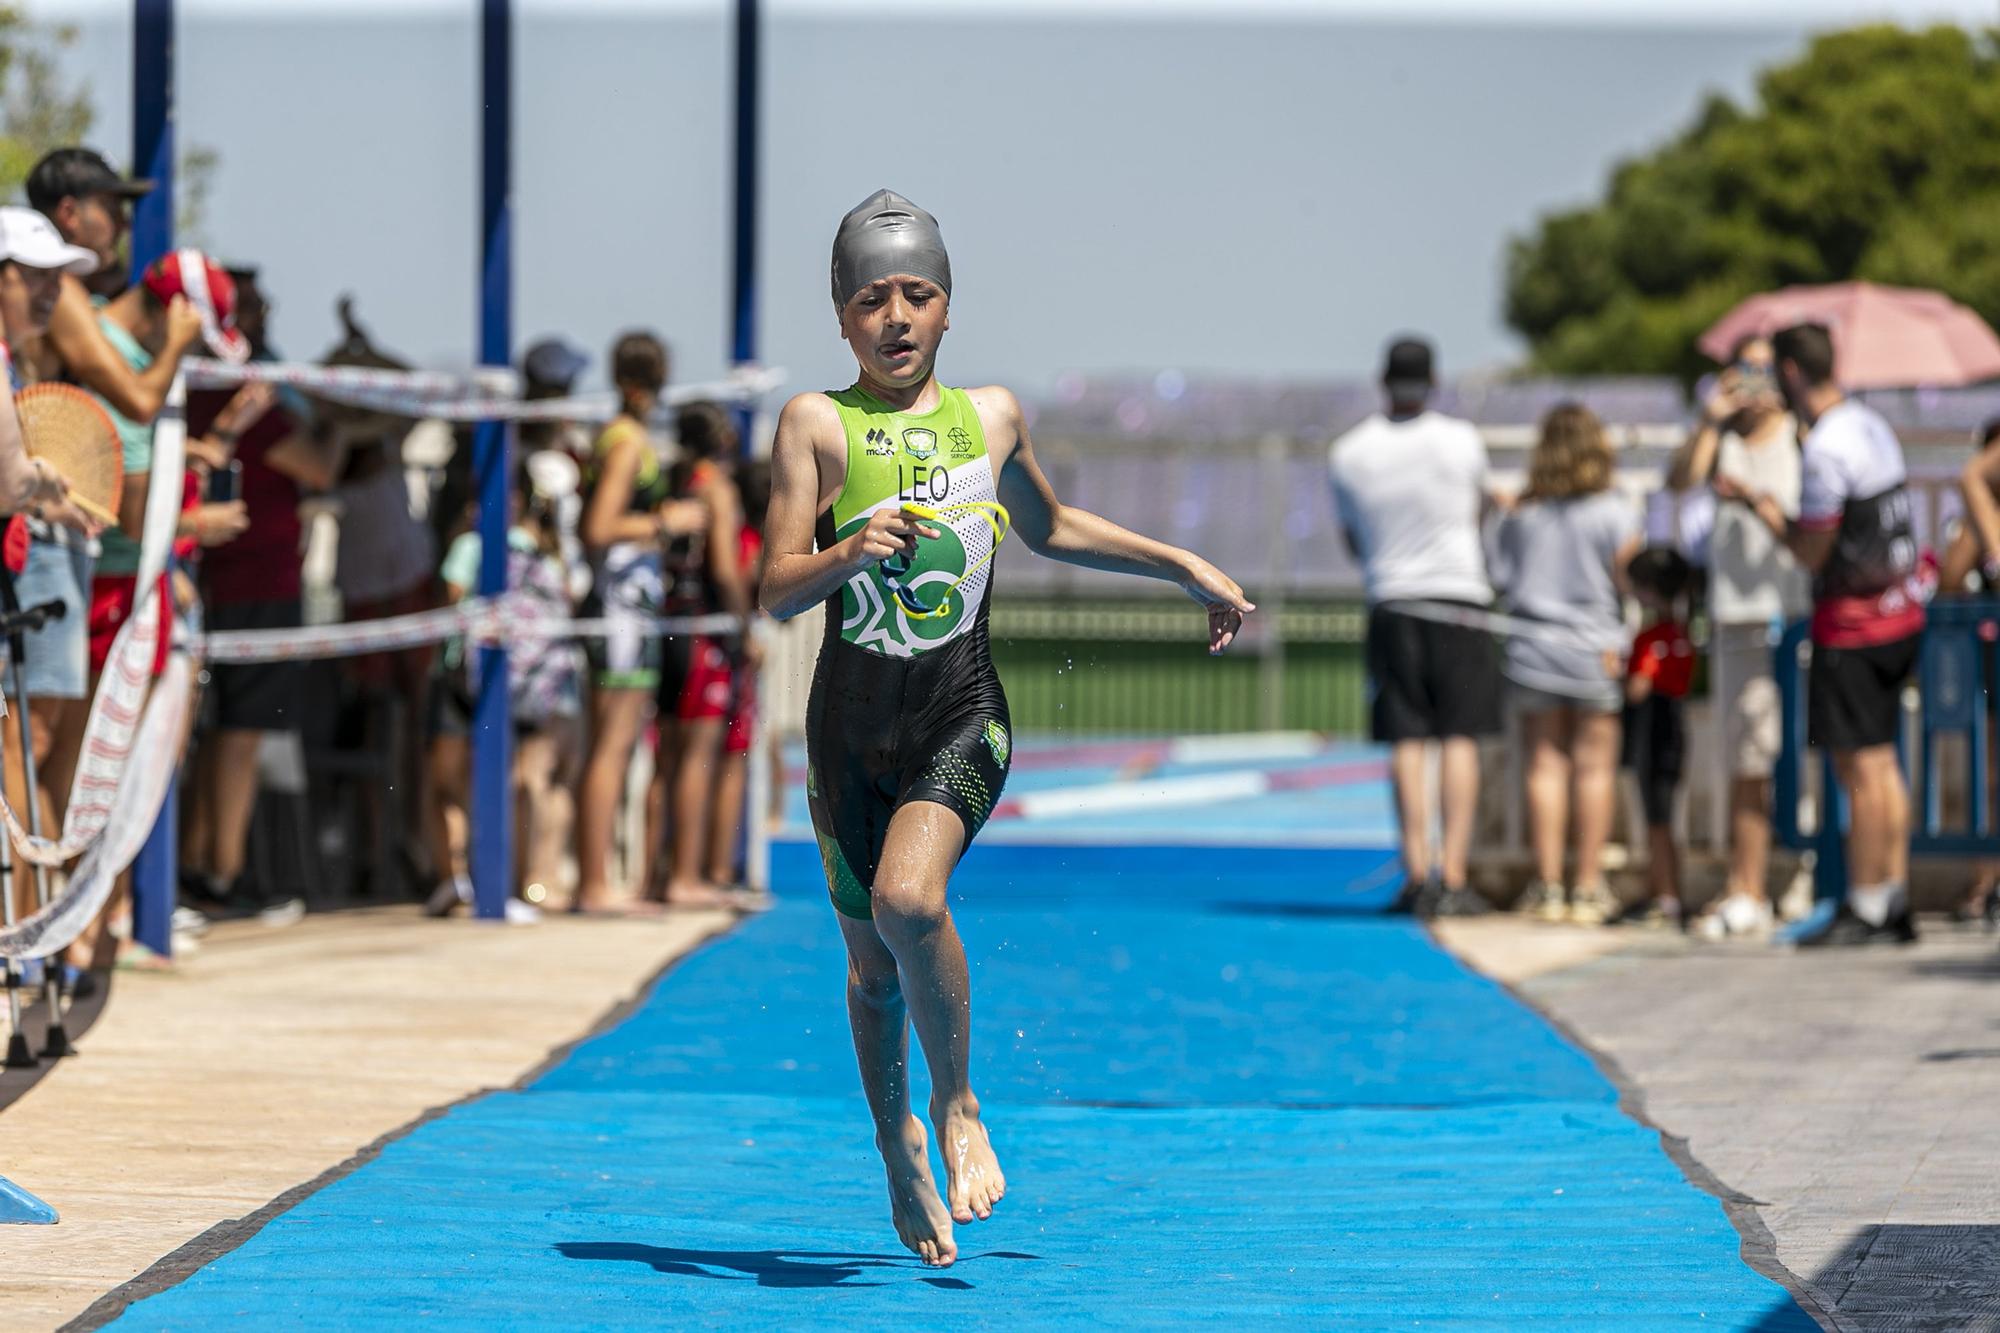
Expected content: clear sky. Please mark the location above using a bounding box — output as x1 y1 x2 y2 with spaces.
26 0 1998 395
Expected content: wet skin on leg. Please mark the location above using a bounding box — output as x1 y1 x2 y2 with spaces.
838 910 958 1268
869 799 1006 1227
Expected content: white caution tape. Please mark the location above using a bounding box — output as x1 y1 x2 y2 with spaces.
1387 599 1626 649
191 598 744 664
183 358 514 399
1386 599 1635 703
182 357 785 423
0 356 767 915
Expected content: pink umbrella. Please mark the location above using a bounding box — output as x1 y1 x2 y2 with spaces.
1698 281 2000 389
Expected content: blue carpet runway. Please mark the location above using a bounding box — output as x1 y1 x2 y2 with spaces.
106 742 1816 1329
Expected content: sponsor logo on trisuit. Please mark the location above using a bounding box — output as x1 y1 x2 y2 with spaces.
864 427 895 456
903 428 938 461
948 426 975 456
983 719 1010 766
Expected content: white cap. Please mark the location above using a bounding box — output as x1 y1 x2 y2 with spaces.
0 207 99 276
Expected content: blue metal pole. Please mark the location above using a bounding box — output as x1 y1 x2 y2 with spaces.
130 0 175 959
729 0 759 449
130 0 174 276
470 0 514 922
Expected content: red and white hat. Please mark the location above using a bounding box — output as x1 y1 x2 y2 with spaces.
143 248 249 363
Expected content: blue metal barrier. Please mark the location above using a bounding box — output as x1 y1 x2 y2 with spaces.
1912 598 1999 855
1772 600 2000 908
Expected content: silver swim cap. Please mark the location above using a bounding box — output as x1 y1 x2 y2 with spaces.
831 188 951 311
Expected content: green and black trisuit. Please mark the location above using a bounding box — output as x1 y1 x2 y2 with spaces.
807 385 1013 919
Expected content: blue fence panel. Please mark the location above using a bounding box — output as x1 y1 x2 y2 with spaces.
1773 599 2000 873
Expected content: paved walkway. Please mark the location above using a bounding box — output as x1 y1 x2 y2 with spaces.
1442 917 2000 1332
90 850 1810 1330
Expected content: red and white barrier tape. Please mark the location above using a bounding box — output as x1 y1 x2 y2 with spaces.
0 376 188 872
0 653 192 960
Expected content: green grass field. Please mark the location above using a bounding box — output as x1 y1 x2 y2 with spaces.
988 599 1369 735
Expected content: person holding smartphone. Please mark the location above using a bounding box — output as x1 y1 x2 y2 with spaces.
181 267 349 924
1666 334 1809 938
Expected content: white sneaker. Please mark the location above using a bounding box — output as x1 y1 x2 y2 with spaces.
171 905 211 937
1567 881 1620 926
1518 879 1567 921
256 898 306 928
1777 867 1815 923
1718 892 1776 937
503 898 542 926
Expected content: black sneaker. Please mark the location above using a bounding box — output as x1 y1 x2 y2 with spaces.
1613 897 1683 930
1797 903 1919 948
1433 885 1491 917
1387 873 1445 919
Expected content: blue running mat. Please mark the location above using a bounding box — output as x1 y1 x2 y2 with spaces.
108 847 1813 1330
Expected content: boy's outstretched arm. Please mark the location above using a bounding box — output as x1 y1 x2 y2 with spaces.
987 387 1253 655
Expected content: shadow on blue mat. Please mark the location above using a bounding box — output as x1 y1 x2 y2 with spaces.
555 1242 1039 1290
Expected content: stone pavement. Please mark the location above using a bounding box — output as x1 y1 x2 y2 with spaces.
1439 916 2000 1332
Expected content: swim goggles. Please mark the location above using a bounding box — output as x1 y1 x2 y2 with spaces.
879 500 1011 619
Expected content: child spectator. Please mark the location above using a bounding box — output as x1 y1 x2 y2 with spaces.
705 458 770 908
575 330 700 913
654 401 753 908
425 454 584 923
1617 547 1697 929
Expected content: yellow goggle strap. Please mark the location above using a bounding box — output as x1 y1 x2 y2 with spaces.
882 500 1012 619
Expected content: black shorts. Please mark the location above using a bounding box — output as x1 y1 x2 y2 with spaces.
1621 693 1685 827
657 627 695 716
1809 632 1920 752
1365 601 1501 743
805 632 1011 921
205 599 306 732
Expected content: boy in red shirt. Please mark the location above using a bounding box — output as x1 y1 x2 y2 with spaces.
1620 547 1697 928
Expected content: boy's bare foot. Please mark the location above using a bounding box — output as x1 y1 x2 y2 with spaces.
878 1116 956 1267
932 1095 1006 1223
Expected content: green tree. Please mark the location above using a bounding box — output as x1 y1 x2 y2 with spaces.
1504 25 2000 379
0 7 94 200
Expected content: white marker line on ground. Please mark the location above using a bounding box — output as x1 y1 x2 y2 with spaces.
1013 770 1271 820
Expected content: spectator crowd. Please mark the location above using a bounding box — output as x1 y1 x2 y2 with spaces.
0 145 772 984
4 140 1996 994
1333 325 1983 945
